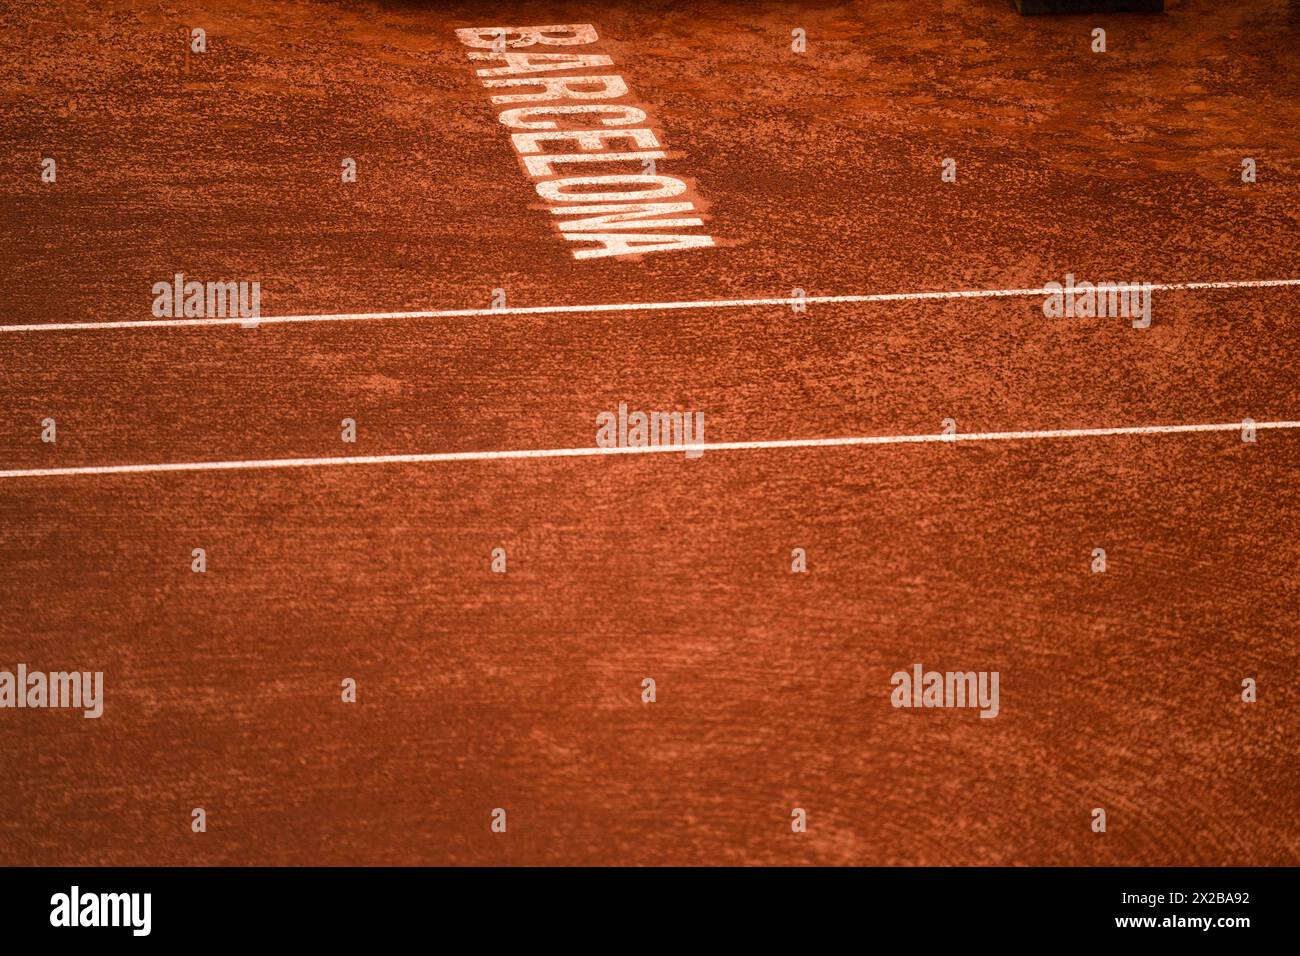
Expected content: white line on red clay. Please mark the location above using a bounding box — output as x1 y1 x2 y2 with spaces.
3 278 1298 333
2 420 1295 479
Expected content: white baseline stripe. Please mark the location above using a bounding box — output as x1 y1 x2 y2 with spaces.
3 278 1299 333
3 419 1295 480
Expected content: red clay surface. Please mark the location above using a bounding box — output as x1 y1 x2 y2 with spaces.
1 0 1299 865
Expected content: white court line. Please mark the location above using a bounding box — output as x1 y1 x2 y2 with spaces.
3 419 1294 480
2 277 1299 333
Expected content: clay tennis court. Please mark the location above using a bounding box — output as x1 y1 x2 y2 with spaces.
2 0 1298 867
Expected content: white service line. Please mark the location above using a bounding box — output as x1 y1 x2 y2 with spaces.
3 277 1299 333
3 419 1295 480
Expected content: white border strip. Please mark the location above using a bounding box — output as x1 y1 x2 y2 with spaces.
3 278 1298 333
3 419 1294 480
